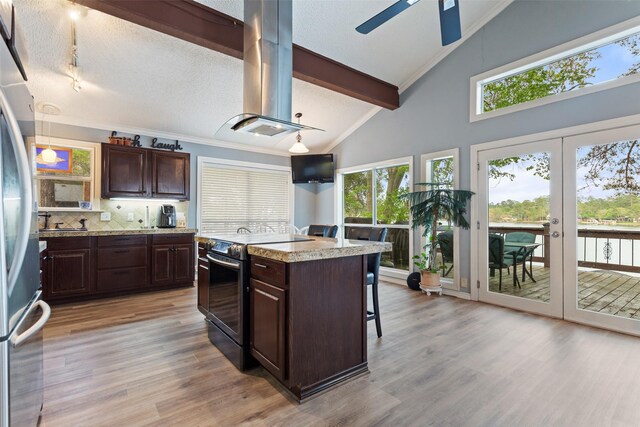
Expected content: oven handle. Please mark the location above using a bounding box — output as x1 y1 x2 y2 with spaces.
206 254 241 270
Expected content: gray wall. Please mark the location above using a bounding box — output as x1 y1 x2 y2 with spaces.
329 0 640 291
45 122 297 228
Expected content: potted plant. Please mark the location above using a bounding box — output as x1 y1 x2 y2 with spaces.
402 183 474 289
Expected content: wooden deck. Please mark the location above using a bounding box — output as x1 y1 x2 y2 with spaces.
489 263 640 318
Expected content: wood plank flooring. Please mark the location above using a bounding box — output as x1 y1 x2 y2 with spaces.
40 282 640 426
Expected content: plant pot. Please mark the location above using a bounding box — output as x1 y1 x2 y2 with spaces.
420 270 440 287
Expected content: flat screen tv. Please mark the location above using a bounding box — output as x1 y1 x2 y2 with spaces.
291 154 335 184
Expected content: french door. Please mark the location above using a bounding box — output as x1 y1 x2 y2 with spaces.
477 139 564 318
476 125 640 335
564 125 640 336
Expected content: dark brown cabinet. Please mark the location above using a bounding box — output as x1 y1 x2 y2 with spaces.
150 234 194 286
43 237 93 300
96 235 148 292
101 144 190 200
41 233 194 304
152 151 190 200
197 244 209 316
248 254 368 402
102 144 150 198
250 278 286 381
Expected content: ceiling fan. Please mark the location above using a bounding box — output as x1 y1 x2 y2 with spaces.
356 0 461 46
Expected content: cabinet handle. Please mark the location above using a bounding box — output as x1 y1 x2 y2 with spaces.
254 263 268 269
113 271 129 276
199 265 209 271
113 250 129 254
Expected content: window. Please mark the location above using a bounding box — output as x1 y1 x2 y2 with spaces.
197 158 293 234
470 18 640 121
33 137 99 211
421 149 461 290
339 157 412 274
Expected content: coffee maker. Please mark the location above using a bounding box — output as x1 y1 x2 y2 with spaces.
158 204 177 228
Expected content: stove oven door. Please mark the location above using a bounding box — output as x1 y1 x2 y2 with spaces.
206 253 244 344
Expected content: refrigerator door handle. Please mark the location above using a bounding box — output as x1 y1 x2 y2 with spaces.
0 89 32 297
11 300 50 347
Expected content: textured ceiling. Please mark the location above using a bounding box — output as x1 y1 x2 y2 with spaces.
15 0 511 155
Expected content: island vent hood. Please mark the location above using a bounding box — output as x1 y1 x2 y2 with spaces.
216 0 322 143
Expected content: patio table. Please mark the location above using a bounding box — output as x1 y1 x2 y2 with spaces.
504 242 542 288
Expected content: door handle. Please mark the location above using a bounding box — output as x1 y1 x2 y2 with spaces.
11 300 51 347
0 90 33 298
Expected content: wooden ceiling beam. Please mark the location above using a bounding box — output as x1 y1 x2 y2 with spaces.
75 0 400 110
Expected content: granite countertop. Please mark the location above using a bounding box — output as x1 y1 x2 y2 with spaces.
39 228 198 238
248 237 392 263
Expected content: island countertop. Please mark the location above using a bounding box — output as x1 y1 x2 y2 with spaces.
248 236 392 263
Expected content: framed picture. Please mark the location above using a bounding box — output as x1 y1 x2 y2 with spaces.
36 146 73 173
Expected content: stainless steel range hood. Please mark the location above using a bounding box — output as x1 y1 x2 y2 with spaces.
216 0 322 143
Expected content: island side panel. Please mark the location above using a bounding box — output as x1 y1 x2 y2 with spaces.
287 254 368 399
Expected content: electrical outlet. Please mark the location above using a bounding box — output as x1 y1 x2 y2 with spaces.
100 212 111 221
461 277 468 288
127 213 134 221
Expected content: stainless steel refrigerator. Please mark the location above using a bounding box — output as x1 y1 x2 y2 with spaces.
0 5 49 426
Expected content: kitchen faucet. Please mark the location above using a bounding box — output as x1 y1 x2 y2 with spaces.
38 212 51 229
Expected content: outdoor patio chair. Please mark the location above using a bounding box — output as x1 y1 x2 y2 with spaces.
437 231 454 277
505 232 537 279
489 233 515 291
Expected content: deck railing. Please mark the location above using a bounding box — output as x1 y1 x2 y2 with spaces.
489 224 640 273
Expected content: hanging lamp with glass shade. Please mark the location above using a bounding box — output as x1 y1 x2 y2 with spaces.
288 113 309 154
37 103 61 165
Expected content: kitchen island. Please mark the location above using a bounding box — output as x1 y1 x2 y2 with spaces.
246 237 391 402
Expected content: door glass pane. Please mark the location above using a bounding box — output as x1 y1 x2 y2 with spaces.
486 152 550 301
425 156 455 278
343 170 373 224
576 139 640 318
375 165 410 271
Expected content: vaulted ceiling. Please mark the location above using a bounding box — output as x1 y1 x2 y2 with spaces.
15 0 511 155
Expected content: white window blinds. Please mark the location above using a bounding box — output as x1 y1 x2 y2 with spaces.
199 160 291 234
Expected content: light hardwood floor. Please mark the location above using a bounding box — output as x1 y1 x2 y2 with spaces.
41 282 640 426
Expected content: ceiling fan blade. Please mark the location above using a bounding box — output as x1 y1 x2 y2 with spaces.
356 0 421 35
439 0 461 46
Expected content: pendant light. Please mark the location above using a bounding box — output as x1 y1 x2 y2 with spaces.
39 104 60 165
288 113 309 154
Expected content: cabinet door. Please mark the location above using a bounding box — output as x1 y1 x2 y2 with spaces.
102 144 150 198
197 257 209 315
46 249 92 298
250 279 286 381
173 244 194 283
151 151 190 200
150 245 173 285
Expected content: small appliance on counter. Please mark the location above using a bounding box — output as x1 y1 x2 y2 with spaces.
158 204 176 228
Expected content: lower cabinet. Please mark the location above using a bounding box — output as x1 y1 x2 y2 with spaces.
197 244 209 316
41 233 195 304
250 278 286 381
150 243 194 285
46 248 92 299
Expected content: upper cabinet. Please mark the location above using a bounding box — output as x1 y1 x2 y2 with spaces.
151 151 190 200
101 144 190 200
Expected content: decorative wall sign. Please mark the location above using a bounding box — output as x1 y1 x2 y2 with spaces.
151 138 183 151
108 131 183 151
36 146 73 173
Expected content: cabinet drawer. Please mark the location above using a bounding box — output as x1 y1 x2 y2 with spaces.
97 246 147 269
96 266 147 291
198 244 207 258
44 236 92 250
250 257 286 288
97 235 148 247
152 233 193 245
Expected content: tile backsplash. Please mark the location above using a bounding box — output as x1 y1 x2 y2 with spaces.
39 200 189 231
